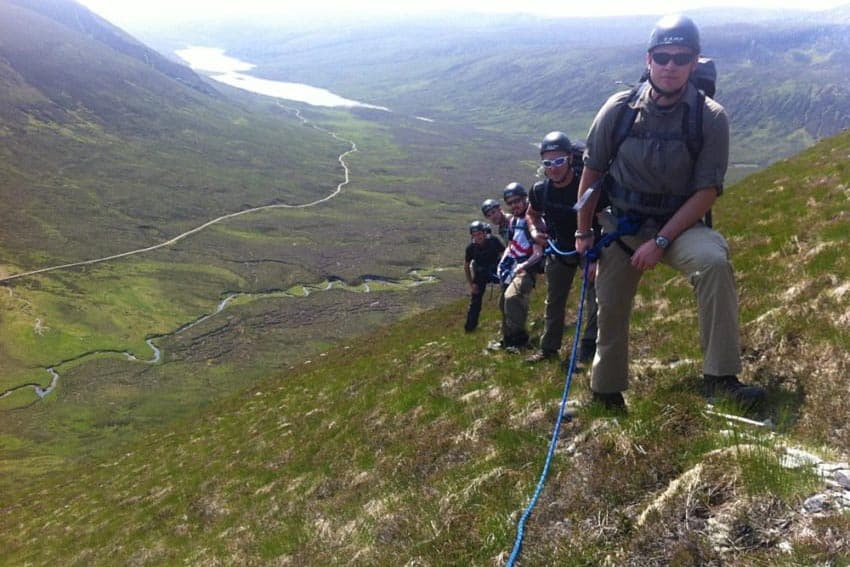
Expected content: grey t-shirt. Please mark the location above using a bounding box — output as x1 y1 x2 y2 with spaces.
584 82 729 214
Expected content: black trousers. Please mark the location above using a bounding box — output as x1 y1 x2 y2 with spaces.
464 277 491 331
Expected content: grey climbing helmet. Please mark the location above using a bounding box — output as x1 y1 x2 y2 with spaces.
503 182 527 201
648 14 700 53
481 198 501 216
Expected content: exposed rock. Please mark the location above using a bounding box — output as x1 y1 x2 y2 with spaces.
803 494 832 513
836 469 850 489
780 447 822 468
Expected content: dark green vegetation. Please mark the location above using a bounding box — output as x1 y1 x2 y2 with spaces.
2 128 848 565
139 6 850 177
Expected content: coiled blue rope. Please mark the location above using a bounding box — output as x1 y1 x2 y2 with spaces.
504 216 641 566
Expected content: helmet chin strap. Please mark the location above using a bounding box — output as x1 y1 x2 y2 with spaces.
648 74 686 99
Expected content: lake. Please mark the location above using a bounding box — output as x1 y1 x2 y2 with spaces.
175 46 389 111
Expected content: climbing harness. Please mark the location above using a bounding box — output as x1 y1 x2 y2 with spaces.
585 212 643 262
504 213 642 567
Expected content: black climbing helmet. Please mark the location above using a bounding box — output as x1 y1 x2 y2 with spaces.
503 182 527 201
648 14 700 53
469 220 488 234
481 198 501 216
539 131 572 156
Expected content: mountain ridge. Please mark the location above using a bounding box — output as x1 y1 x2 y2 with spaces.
0 0 354 265
5 0 217 97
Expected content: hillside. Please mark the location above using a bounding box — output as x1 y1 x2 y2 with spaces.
5 0 216 96
2 128 848 565
138 11 850 174
0 0 335 264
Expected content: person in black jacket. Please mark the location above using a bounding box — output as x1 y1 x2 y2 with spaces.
525 131 603 365
464 221 505 332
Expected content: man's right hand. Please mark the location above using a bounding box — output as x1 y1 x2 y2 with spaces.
575 237 593 256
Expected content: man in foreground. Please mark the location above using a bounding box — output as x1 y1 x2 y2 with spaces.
574 14 765 412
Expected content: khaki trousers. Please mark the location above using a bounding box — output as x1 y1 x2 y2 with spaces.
501 271 535 342
591 219 742 394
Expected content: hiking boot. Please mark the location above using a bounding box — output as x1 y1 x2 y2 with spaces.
704 374 765 410
590 391 627 414
502 332 531 350
578 340 596 364
525 350 557 364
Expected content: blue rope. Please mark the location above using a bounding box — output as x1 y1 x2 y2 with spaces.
505 259 590 567
504 215 641 566
543 238 578 258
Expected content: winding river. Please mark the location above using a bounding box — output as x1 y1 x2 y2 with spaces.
0 271 437 404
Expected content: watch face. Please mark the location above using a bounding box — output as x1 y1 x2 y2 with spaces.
655 236 670 249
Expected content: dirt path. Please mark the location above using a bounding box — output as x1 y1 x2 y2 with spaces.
0 108 354 283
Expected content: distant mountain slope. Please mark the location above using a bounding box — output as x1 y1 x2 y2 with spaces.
0 0 342 268
146 12 850 169
6 0 216 96
0 0 211 136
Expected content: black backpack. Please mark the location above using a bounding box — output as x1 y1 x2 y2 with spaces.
569 140 586 180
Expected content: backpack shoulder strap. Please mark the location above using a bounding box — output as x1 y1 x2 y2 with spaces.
541 179 550 217
610 83 647 165
614 83 705 162
683 91 705 161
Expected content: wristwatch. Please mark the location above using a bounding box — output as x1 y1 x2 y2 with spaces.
654 235 670 250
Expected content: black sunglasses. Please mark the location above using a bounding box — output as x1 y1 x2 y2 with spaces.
650 52 694 66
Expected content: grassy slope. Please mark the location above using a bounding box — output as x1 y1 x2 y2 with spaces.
1 130 847 565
